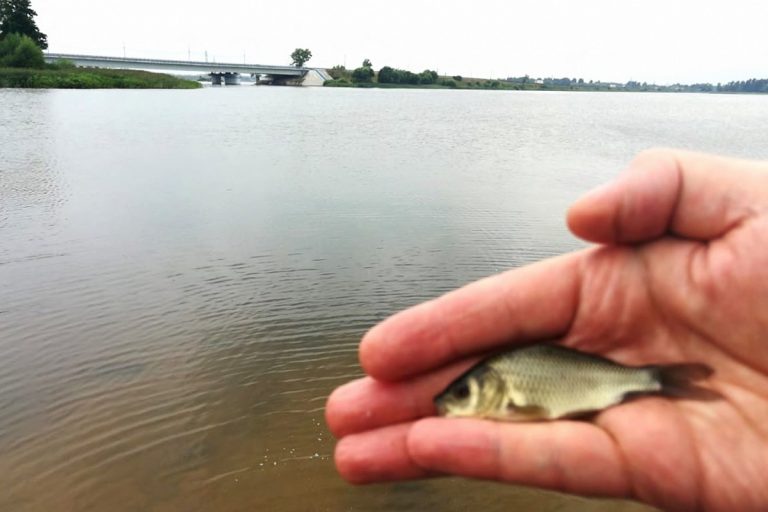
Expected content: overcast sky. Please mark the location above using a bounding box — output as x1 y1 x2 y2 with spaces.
36 0 767 84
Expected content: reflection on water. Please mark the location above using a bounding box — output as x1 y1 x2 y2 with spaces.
2 87 767 511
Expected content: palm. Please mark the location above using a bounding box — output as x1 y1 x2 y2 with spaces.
558 229 768 511
326 151 768 512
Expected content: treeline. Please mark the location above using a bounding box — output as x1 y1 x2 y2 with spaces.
324 60 768 94
719 79 768 93
378 67 438 85
326 60 457 88
505 75 768 94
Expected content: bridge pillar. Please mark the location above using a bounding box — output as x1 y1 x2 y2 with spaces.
210 73 222 86
224 72 240 86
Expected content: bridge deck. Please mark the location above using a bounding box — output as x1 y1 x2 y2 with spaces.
44 53 308 76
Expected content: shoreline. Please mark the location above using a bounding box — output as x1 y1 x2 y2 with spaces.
0 67 201 89
324 79 768 94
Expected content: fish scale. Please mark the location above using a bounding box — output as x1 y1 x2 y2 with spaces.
495 347 658 418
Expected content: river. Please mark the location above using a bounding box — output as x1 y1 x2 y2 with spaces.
1 86 767 511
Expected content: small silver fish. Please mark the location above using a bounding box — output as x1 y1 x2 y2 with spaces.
434 344 713 421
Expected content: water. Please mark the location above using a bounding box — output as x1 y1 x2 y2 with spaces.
1 86 766 512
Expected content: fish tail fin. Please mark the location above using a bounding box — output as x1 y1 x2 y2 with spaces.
655 363 719 400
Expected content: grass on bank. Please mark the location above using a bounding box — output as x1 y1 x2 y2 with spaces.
325 76 529 90
0 65 201 89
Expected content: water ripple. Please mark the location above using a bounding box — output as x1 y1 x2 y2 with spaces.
2 87 761 512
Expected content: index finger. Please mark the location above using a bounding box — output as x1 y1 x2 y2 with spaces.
360 252 582 381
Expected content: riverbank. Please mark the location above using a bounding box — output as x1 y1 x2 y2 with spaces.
324 76 627 92
0 67 201 89
324 70 768 94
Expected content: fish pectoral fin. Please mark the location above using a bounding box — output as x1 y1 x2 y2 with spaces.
506 402 549 420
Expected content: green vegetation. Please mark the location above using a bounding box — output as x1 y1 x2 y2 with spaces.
290 48 312 67
0 66 201 88
718 79 768 93
327 65 348 79
324 78 353 87
351 59 374 84
0 32 42 67
378 66 438 85
324 61 519 90
323 65 768 94
0 0 46 48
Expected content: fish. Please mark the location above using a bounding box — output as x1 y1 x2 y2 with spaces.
434 344 714 421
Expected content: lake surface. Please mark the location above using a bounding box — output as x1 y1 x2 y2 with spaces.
1 86 767 512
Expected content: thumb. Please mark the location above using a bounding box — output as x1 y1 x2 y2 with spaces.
567 149 768 244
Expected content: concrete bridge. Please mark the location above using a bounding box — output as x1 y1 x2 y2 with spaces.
43 53 330 86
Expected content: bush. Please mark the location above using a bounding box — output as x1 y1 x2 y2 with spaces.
377 66 396 83
47 58 76 70
452 75 463 82
351 66 374 83
376 65 421 85
0 33 45 68
418 70 438 85
439 79 457 88
328 65 350 80
323 78 353 87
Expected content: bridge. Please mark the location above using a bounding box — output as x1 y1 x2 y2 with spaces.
43 53 331 86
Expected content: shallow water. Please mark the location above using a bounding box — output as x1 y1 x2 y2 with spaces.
1 86 766 511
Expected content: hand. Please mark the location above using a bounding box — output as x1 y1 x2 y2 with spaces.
325 149 768 512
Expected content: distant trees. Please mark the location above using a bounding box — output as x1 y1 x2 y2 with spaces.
0 32 44 68
419 69 438 84
290 48 312 67
351 66 373 83
0 0 47 49
351 59 374 83
328 65 350 80
720 78 768 93
333 62 768 94
378 66 415 84
377 66 439 85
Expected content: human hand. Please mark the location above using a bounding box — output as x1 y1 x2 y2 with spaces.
325 149 768 512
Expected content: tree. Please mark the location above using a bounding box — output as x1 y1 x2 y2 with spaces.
418 69 438 85
290 48 312 67
350 59 374 83
0 32 43 67
377 65 395 84
0 0 47 49
351 65 374 83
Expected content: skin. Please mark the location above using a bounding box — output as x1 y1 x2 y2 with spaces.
325 149 768 512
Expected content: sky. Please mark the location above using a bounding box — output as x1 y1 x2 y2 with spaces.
35 0 768 85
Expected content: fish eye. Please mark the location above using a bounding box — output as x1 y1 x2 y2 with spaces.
452 382 470 400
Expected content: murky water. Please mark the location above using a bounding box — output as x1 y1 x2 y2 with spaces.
1 86 766 512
